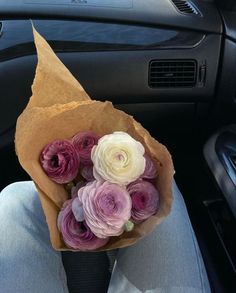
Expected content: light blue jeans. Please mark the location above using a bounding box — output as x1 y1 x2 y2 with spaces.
0 181 211 293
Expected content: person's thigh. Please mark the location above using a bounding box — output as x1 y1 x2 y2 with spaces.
0 181 68 293
108 182 211 293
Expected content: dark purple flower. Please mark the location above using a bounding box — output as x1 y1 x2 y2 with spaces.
127 180 159 223
72 131 100 165
40 140 80 184
81 165 95 182
57 199 109 251
142 154 157 180
71 181 86 199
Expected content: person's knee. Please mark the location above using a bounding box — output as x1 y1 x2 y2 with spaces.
0 181 43 223
0 184 67 293
1 181 35 197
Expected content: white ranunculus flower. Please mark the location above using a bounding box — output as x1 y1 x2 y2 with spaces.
91 131 146 185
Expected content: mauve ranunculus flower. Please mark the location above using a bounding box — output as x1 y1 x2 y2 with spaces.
72 131 100 165
142 154 157 180
78 181 132 238
127 181 159 223
81 165 95 182
40 140 80 184
57 199 109 251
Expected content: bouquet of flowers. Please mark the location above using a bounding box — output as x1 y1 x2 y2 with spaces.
15 28 174 251
41 130 160 250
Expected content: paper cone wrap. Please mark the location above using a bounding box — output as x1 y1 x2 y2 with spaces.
15 28 174 251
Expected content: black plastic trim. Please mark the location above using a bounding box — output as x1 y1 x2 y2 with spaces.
0 0 222 33
0 20 206 63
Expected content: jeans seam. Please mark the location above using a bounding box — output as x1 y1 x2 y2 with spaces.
174 182 206 293
59 260 69 293
181 197 206 293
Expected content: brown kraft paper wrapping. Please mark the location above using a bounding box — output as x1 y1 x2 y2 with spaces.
15 28 175 251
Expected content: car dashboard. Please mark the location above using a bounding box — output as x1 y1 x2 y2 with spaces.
1 0 236 292
0 0 222 145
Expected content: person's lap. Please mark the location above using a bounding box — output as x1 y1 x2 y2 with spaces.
108 182 211 293
0 182 68 293
0 181 211 293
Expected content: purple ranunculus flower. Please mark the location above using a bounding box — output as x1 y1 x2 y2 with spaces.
72 197 84 222
142 154 157 180
81 165 95 182
40 140 80 184
78 181 132 238
71 181 86 199
72 131 100 165
127 180 159 223
57 199 109 251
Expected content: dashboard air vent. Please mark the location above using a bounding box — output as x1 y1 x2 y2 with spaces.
149 60 197 88
171 0 199 15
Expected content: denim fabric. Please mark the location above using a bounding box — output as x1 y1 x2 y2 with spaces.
0 182 68 293
0 181 211 293
108 181 211 293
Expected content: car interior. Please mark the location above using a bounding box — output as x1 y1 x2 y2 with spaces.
0 0 236 292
